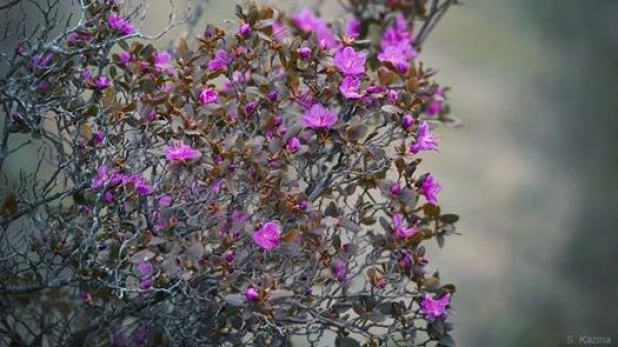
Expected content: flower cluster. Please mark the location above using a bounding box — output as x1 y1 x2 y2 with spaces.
1 1 460 346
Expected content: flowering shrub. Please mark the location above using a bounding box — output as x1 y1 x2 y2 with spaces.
0 0 461 346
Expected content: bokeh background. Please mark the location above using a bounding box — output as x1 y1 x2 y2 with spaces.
4 0 618 346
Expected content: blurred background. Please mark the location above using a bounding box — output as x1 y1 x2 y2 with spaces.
4 0 618 346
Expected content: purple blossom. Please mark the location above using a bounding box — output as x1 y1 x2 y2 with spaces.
245 287 259 302
224 250 235 262
239 23 252 36
253 221 281 251
389 182 402 196
93 76 111 90
152 51 173 75
139 278 153 290
31 53 53 71
199 87 219 105
159 195 172 206
272 20 289 42
378 45 413 73
298 200 308 211
82 69 92 80
286 137 301 153
399 252 412 271
92 166 111 189
107 13 136 35
93 130 105 145
392 213 418 238
208 49 234 71
135 181 154 196
426 87 446 116
67 32 93 45
378 13 417 73
291 10 336 49
346 17 361 39
268 90 279 102
118 51 132 66
138 262 154 277
165 141 202 163
402 114 414 129
334 47 366 76
421 174 442 206
104 191 114 204
332 258 348 283
298 47 312 59
420 293 451 321
244 101 258 116
301 103 338 130
339 76 363 99
409 121 439 154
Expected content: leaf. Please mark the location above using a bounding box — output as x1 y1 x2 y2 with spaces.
0 192 18 218
80 124 93 141
336 337 361 347
270 289 294 302
440 334 457 347
130 249 156 264
436 234 445 249
339 218 361 233
225 294 245 307
440 214 459 224
281 229 302 243
381 105 403 114
101 88 115 108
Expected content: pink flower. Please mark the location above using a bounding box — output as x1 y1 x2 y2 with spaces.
92 166 111 189
301 103 338 130
378 45 414 73
332 258 348 283
421 293 451 320
239 23 252 36
199 87 219 105
339 76 363 100
426 87 446 116
107 13 136 35
159 195 172 206
291 10 336 49
334 47 366 76
104 191 114 204
118 51 132 66
208 49 234 71
31 53 53 71
346 18 361 39
409 121 439 154
272 20 289 41
152 51 173 75
245 287 259 302
298 47 312 59
134 180 153 196
389 182 402 196
165 141 201 163
139 278 153 290
421 174 442 206
286 137 301 153
93 76 111 90
402 114 414 129
138 262 153 277
253 221 281 251
67 32 93 45
392 213 418 238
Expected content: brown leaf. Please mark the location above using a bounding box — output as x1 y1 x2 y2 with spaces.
0 192 18 218
80 124 93 141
